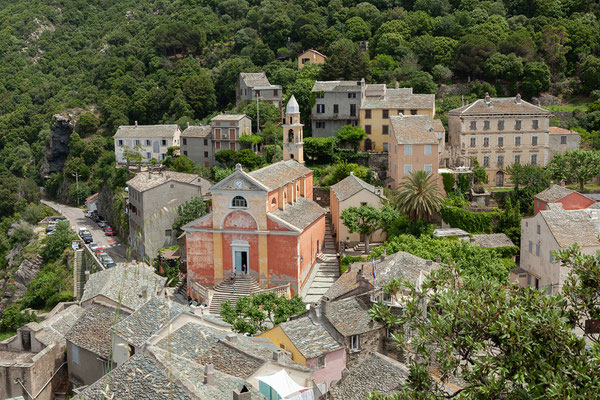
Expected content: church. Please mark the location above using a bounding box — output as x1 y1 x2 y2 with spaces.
184 96 327 296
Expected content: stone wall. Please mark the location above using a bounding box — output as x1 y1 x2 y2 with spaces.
345 327 386 369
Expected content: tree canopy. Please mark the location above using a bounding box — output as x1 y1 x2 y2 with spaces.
172 197 208 236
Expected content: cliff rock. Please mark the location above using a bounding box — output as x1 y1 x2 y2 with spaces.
40 113 76 177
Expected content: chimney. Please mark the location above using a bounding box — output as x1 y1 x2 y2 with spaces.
426 260 433 266
515 93 521 104
350 171 354 176
135 121 138 127
233 385 252 400
204 364 215 386
187 121 190 128
395 81 399 89
484 92 491 106
273 349 287 362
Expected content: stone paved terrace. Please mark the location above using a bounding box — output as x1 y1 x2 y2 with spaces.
0 349 36 365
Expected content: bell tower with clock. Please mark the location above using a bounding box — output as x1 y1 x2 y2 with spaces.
282 95 304 164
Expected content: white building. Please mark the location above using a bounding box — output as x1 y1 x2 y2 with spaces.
114 124 181 164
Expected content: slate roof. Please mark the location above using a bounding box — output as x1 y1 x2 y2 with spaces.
432 118 445 132
114 124 179 138
240 72 271 87
540 208 600 248
248 160 312 191
324 296 383 337
270 197 326 230
535 184 577 203
549 126 577 135
300 48 326 58
127 171 208 192
65 303 129 359
361 88 435 110
181 125 212 138
211 114 248 121
278 316 343 359
25 304 84 347
312 80 363 92
112 297 187 347
471 233 515 248
80 263 167 311
390 115 438 145
447 96 551 116
329 352 409 400
330 173 384 202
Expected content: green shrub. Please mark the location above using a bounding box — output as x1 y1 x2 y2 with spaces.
340 255 364 274
0 304 37 332
441 206 497 233
441 173 455 195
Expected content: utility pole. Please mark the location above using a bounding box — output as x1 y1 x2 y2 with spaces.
72 172 80 205
256 94 261 134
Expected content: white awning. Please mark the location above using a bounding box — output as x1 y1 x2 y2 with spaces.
257 369 310 399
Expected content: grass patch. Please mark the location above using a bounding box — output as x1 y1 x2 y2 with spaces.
489 187 514 193
0 331 16 341
566 184 600 191
543 104 589 112
340 254 365 274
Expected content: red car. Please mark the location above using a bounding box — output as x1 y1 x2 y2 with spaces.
94 247 106 256
105 227 115 236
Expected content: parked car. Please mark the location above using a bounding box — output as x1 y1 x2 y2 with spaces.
89 242 99 251
84 211 94 218
82 233 93 244
98 220 108 229
46 230 56 236
105 227 115 236
94 247 106 257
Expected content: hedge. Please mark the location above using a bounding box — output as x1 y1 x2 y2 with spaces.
441 206 498 233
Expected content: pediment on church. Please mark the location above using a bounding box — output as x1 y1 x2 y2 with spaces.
209 168 268 192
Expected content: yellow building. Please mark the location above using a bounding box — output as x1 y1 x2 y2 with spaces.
360 85 435 153
297 49 326 69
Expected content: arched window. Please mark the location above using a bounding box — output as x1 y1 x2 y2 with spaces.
288 129 294 143
271 197 277 205
231 196 247 208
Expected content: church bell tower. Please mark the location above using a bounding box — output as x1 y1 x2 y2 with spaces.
282 95 304 164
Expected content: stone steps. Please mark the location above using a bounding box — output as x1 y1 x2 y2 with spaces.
208 275 264 314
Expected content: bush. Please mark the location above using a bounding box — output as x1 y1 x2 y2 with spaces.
0 304 37 332
441 173 455 195
441 206 497 233
456 173 471 194
340 255 364 274
40 221 77 262
382 215 435 238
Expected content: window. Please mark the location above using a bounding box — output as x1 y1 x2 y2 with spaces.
515 136 521 146
529 240 533 253
537 224 540 234
383 142 388 152
350 104 357 116
350 335 360 350
232 196 247 208
135 140 141 146
72 345 79 365
204 139 208 146
146 152 151 159
483 120 490 130
215 128 221 139
316 121 325 129
483 137 489 147
515 120 522 130
333 104 339 113
470 137 476 147
317 355 326 368
394 144 397 153
498 136 504 147
161 140 167 146
404 164 413 175
229 128 236 138
160 153 166 160
182 138 187 145
382 293 392 303
382 109 389 119
535 243 540 256
302 58 309 64
410 109 417 115
404 145 412 155
483 156 490 167
183 151 188 156
514 154 521 165
348 92 357 98
204 151 209 157
497 156 504 168
533 120 539 129
532 136 538 146
215 142 221 150
534 277 540 290
145 139 152 146
470 121 477 130
165 229 172 236
273 89 278 96
561 135 567 144
531 153 537 165
382 125 389 135
255 90 260 97
424 164 433 173
315 92 324 99
365 125 371 134
365 109 372 119
424 144 432 155
549 251 554 263
498 120 504 130
118 140 123 146
316 104 325 113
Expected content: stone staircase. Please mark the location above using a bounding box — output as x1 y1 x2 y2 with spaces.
208 274 264 315
302 212 340 304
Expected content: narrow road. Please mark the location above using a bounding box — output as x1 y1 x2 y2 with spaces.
41 199 128 263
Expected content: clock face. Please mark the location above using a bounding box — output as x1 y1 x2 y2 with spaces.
234 179 244 189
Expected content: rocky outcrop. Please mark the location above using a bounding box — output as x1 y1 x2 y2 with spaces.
0 255 43 312
40 113 76 177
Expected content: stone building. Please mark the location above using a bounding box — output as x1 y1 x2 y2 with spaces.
127 171 212 261
297 49 326 69
113 123 180 164
533 184 595 215
388 115 442 189
447 94 552 186
360 85 435 152
548 126 581 159
311 80 364 138
330 172 386 250
211 114 252 153
0 303 83 400
236 72 282 107
180 124 213 167
282 95 304 164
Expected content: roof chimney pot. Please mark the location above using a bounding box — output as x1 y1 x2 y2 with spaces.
204 364 215 386
135 121 138 127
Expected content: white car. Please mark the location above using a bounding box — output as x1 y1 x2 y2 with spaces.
89 242 100 251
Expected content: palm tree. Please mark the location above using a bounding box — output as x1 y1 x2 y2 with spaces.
393 170 443 222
